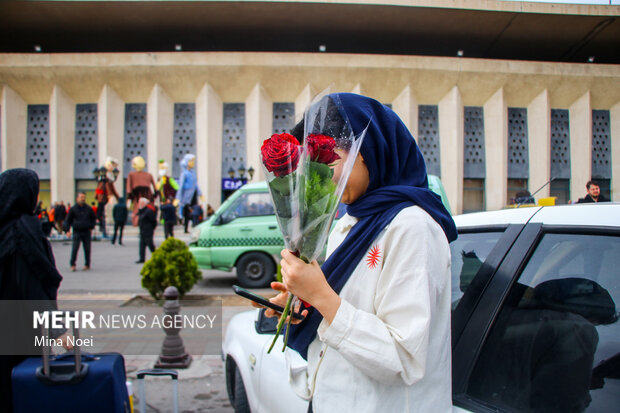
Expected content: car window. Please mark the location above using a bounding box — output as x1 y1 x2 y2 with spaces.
466 233 620 413
220 192 274 222
450 231 504 309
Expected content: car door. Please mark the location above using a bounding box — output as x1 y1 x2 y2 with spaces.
453 223 620 413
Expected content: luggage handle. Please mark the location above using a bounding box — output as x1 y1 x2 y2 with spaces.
39 313 86 385
137 368 179 413
136 368 178 380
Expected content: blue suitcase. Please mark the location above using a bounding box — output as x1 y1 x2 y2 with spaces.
12 335 130 413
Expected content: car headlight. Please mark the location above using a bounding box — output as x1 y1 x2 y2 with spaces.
190 227 201 244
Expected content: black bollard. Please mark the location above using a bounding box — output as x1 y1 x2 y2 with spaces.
154 286 192 369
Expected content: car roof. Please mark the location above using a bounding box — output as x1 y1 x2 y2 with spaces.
241 181 268 190
528 203 620 227
453 203 620 229
453 207 541 228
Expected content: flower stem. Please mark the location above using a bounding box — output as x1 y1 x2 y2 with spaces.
267 293 294 353
283 296 296 351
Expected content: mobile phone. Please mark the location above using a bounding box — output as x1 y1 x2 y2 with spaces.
232 285 305 320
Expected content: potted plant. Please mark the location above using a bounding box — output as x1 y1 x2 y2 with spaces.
141 237 202 300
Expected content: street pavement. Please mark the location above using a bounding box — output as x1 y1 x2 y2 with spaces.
48 225 273 413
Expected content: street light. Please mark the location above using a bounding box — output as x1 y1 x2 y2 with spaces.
247 166 255 181
92 166 106 180
112 167 120 181
238 164 246 179
228 167 235 179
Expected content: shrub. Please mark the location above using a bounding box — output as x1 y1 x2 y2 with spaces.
141 237 202 300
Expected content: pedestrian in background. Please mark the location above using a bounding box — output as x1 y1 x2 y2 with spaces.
191 203 203 227
160 197 177 239
136 197 157 264
54 201 67 235
48 205 55 233
39 209 52 237
64 192 96 271
206 204 215 218
111 197 128 245
577 180 610 203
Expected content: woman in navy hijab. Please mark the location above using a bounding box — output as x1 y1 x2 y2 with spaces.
264 93 456 412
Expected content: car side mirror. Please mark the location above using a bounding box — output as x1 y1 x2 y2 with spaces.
255 308 277 335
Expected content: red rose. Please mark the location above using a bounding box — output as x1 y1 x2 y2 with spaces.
307 134 341 164
261 133 301 177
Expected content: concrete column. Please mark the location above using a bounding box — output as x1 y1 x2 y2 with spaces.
295 84 317 123
483 88 508 211
49 85 76 204
527 89 551 199
569 91 592 203
438 86 464 215
98 84 125 182
1 86 28 171
245 84 272 182
147 84 174 177
392 85 419 139
610 102 620 202
196 83 223 209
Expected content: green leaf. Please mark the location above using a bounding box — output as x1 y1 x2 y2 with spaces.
309 162 333 180
269 174 295 196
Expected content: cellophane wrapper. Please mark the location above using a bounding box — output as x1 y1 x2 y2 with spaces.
296 93 367 262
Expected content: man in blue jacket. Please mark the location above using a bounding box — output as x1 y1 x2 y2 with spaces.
136 197 158 264
111 197 128 245
160 197 177 239
64 192 96 271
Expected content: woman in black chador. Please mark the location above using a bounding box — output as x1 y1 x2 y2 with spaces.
0 168 64 411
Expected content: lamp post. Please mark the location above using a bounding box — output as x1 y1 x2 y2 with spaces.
227 167 235 179
92 166 105 181
238 164 246 179
248 166 255 181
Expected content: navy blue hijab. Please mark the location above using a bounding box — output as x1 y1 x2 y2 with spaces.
287 93 457 359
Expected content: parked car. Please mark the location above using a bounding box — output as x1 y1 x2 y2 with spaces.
223 203 620 413
190 177 450 288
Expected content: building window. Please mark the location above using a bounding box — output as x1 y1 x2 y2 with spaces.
463 179 485 213
550 178 570 205
507 178 528 206
39 180 51 210
595 178 612 201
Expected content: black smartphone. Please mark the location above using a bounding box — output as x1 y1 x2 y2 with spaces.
232 285 305 320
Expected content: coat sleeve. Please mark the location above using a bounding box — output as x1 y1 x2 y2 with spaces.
317 212 450 385
176 171 187 201
126 174 133 198
170 177 179 190
63 208 73 231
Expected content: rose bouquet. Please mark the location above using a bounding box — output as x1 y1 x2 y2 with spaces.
261 94 367 352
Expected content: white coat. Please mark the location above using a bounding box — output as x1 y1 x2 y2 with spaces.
288 206 453 413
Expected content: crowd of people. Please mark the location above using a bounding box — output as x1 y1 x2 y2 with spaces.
34 194 215 269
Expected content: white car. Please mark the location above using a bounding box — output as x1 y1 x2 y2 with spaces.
223 203 620 413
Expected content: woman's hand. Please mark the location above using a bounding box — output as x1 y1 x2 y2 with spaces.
251 282 308 325
57 332 74 351
280 250 341 324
